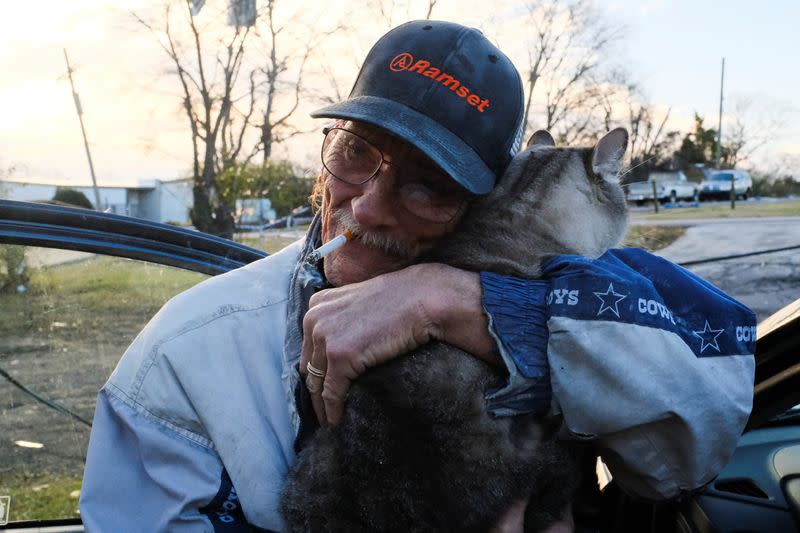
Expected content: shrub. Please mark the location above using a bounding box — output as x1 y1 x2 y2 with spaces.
0 244 28 294
217 161 314 217
53 188 94 209
751 174 800 197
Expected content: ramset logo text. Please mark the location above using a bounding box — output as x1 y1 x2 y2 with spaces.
389 52 491 112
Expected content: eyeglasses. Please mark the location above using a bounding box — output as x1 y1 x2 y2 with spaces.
320 127 471 223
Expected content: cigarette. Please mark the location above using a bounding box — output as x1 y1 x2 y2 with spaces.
307 229 354 263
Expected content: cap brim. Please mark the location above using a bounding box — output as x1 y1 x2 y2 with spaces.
310 96 495 194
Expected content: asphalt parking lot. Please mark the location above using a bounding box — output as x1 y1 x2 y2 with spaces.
655 217 800 322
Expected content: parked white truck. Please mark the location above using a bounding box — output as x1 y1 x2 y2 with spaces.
625 170 700 205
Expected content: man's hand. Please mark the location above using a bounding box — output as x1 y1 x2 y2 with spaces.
489 500 574 533
489 499 527 533
300 263 498 426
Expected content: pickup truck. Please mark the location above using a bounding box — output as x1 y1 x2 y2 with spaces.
625 170 700 205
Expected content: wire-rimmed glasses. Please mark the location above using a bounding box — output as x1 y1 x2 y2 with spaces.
320 127 471 223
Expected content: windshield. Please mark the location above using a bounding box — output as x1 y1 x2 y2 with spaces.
770 405 800 425
710 173 736 181
650 173 681 182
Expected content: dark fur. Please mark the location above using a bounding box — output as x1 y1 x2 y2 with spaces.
281 131 629 532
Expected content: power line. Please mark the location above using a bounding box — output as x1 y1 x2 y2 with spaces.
0 366 92 428
678 243 800 267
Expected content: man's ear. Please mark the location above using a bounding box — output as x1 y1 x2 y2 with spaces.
526 130 555 148
592 128 628 177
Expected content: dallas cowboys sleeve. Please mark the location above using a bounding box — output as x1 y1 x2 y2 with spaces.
480 248 756 500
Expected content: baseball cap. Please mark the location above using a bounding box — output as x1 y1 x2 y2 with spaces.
310 20 525 194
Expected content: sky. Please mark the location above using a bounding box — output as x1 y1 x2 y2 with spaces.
0 0 798 187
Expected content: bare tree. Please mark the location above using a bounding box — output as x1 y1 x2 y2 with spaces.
424 0 438 19
722 97 791 168
249 1 341 162
363 0 439 29
133 2 253 237
0 163 12 199
133 0 342 236
518 0 623 144
623 83 674 170
632 105 672 157
306 51 348 107
583 68 677 180
760 153 800 182
365 0 406 27
303 0 436 115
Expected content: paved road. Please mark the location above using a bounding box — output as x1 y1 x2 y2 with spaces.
655 217 800 322
630 215 800 227
21 219 800 322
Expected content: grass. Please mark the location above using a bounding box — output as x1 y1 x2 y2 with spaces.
0 473 82 522
1 251 206 523
0 255 204 338
235 234 300 254
623 225 687 251
236 232 299 254
632 199 800 221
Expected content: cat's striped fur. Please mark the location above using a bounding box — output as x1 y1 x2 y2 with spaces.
281 129 629 533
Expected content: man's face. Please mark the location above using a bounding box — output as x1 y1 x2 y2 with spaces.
320 121 468 286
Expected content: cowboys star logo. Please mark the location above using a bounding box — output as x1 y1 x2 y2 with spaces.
593 283 627 318
389 53 414 72
693 320 725 353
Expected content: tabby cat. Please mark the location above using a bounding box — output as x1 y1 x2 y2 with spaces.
281 128 630 532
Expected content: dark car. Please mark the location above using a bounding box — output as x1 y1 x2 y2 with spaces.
0 199 798 532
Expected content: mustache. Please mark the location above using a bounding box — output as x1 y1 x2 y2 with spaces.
331 210 416 258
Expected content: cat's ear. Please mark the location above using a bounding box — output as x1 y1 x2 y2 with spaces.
526 130 555 148
592 128 628 178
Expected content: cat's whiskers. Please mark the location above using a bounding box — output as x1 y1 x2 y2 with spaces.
618 155 657 183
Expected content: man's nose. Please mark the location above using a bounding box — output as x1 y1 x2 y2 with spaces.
350 164 400 229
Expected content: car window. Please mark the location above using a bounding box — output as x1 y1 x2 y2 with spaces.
0 244 206 523
709 173 734 181
650 173 674 182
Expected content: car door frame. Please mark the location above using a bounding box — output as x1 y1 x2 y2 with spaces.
0 199 266 531
0 200 266 275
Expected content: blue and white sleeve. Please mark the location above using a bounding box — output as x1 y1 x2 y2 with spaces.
480 248 756 500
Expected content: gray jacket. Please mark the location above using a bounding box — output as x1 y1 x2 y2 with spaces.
79 240 755 531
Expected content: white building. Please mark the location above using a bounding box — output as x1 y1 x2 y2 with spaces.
0 178 193 225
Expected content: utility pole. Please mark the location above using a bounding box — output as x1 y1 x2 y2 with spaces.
63 49 102 210
714 57 725 170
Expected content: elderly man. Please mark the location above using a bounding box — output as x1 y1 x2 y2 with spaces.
80 20 755 532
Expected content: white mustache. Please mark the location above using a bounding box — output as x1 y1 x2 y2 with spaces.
331 210 416 258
